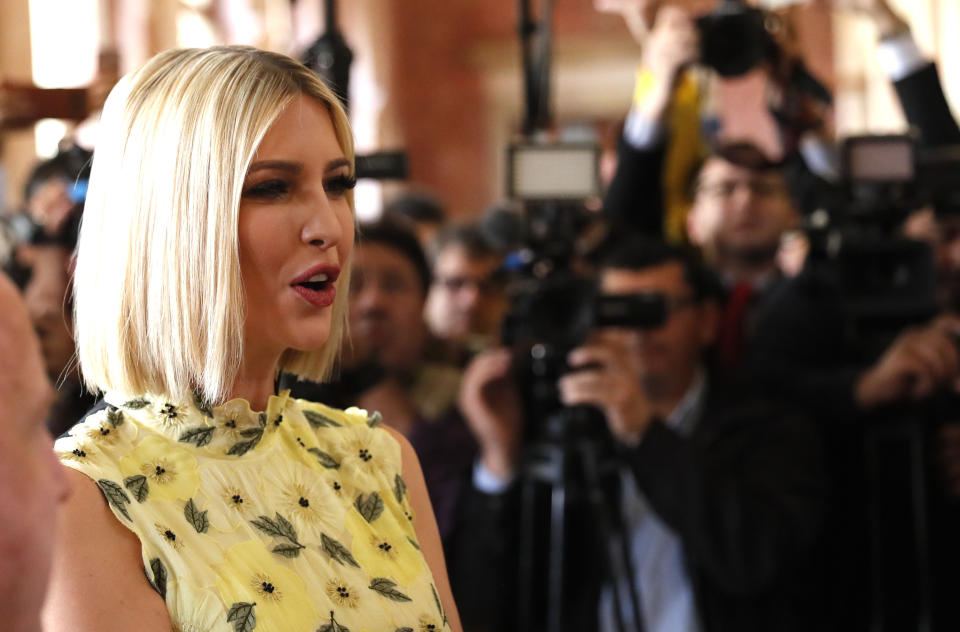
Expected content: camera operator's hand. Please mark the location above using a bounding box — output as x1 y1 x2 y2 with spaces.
594 0 662 43
459 349 524 480
830 0 910 40
637 6 700 124
855 316 960 409
559 331 654 447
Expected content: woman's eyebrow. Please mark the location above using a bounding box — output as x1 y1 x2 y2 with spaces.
246 160 303 175
325 157 351 172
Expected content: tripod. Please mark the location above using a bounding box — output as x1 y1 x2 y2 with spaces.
516 403 646 632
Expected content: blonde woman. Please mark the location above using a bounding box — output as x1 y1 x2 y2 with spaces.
43 46 461 632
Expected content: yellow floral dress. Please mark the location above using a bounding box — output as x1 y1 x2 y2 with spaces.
55 390 451 632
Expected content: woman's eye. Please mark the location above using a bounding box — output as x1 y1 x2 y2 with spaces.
324 174 357 197
242 179 290 200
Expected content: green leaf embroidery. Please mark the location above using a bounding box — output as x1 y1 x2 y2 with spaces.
271 544 303 558
303 409 342 428
226 438 259 456
407 536 421 551
308 447 340 469
227 425 264 456
369 577 413 602
355 492 384 523
394 474 407 504
274 513 298 542
250 513 304 557
258 412 267 427
226 602 257 632
106 407 124 428
321 533 360 568
97 479 131 521
318 611 350 632
250 514 288 539
123 475 149 503
432 583 448 626
366 410 383 428
123 397 150 410
179 426 215 448
193 392 214 417
184 498 209 534
149 558 167 600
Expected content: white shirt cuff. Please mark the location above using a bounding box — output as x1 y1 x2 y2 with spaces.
878 33 928 83
622 108 667 150
799 137 841 182
472 459 514 495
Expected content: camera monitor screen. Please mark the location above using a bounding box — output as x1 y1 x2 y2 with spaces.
843 135 915 184
507 143 601 200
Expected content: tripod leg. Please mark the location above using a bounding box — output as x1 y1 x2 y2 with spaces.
581 445 645 632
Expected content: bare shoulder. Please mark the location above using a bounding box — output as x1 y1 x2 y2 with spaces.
42 469 172 632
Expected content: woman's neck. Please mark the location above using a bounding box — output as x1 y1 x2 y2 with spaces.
228 346 282 411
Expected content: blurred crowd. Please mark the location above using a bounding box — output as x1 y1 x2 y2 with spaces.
4 0 960 631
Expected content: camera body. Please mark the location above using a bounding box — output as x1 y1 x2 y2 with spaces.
696 0 778 78
802 135 960 355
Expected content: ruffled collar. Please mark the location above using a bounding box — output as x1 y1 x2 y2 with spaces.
101 389 295 458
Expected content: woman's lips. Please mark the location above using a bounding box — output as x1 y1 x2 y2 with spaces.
292 283 336 307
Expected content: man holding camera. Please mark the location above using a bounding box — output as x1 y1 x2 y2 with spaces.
601 3 810 374
451 236 823 632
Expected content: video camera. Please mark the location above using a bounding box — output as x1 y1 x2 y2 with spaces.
802 134 960 355
494 144 671 428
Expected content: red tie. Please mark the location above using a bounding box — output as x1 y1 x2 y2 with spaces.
718 282 754 371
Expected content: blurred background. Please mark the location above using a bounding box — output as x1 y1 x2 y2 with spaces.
0 0 956 223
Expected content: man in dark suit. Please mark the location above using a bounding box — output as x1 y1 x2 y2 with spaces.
601 6 806 373
449 236 824 632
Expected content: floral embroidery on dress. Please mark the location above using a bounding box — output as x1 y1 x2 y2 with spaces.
54 391 450 632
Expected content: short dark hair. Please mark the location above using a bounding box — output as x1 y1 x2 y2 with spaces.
383 191 445 225
24 145 92 203
688 140 782 199
431 224 497 262
598 235 723 302
356 218 432 294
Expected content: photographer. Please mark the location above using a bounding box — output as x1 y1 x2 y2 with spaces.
746 6 960 629
601 4 816 372
451 236 824 632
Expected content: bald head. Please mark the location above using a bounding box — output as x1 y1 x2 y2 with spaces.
0 272 70 632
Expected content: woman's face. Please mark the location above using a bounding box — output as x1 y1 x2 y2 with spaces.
238 94 354 367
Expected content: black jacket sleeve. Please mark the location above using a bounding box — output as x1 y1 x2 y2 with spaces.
602 137 668 238
624 403 824 595
893 62 960 147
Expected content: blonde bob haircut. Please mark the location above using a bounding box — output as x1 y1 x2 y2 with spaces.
73 46 355 405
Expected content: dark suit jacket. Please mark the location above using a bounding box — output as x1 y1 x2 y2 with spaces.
893 62 960 146
446 377 825 632
602 138 668 239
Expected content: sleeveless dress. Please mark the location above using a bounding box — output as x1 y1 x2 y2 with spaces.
54 390 451 632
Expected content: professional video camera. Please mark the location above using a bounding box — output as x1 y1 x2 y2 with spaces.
791 134 960 631
802 134 960 354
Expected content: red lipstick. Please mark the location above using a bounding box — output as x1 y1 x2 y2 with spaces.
290 264 341 308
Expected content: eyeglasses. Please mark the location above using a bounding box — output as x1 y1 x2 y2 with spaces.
696 178 786 200
434 275 496 295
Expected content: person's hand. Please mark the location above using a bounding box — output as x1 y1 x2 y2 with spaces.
640 5 700 92
459 349 524 479
559 331 654 446
594 0 663 43
828 0 910 39
855 316 960 409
